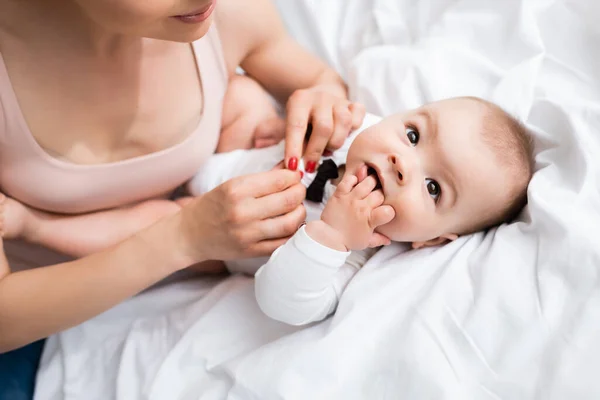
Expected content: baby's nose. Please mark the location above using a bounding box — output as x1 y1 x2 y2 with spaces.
388 154 410 185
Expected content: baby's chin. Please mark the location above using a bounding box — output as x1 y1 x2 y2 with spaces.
375 223 428 244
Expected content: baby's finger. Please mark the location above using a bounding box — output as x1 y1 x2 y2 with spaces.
285 93 312 170
366 189 385 207
329 104 353 150
335 174 358 196
352 175 378 198
368 232 392 248
303 106 334 172
370 205 396 228
355 164 368 183
349 102 366 129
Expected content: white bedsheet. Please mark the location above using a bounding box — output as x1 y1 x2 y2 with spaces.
35 0 600 399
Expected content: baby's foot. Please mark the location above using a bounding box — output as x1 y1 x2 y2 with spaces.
0 193 32 241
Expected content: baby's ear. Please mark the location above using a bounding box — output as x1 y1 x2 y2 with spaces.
411 233 458 250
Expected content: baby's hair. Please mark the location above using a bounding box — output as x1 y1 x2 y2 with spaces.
464 97 534 231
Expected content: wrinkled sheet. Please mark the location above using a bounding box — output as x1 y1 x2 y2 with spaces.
35 0 600 399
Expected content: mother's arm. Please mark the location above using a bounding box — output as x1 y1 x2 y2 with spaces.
2 195 183 258
217 0 365 172
0 212 187 352
0 168 305 353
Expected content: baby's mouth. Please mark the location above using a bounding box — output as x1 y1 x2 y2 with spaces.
367 165 383 190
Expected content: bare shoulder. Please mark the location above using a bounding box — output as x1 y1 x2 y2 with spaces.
215 0 286 75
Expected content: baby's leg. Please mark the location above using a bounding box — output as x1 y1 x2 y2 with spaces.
218 74 285 153
0 193 181 258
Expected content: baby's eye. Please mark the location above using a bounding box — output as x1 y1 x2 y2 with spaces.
406 127 419 146
425 179 441 202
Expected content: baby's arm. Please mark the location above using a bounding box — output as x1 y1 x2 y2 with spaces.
254 225 353 325
255 171 395 325
1 194 180 258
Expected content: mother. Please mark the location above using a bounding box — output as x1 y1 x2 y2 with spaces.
0 0 360 392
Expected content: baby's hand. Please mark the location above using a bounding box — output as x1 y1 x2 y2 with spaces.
319 174 395 251
284 88 365 172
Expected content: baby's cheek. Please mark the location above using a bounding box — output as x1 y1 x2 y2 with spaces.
386 204 431 241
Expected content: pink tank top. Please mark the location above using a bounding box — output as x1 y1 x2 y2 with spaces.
0 26 228 269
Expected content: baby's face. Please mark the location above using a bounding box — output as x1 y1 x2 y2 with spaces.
345 98 513 244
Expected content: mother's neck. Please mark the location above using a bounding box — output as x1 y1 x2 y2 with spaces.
0 0 142 61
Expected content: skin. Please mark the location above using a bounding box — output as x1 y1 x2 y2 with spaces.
308 98 516 251
0 0 356 352
0 72 282 259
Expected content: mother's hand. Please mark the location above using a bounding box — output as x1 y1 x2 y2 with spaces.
284 88 365 172
179 168 306 262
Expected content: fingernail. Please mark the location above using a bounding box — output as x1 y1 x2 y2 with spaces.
287 157 298 171
299 171 304 178
323 150 333 157
306 161 317 173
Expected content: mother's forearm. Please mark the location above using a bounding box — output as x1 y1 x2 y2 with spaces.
0 214 191 353
22 199 182 258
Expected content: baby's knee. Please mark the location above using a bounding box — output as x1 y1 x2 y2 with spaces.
226 74 266 103
223 75 277 120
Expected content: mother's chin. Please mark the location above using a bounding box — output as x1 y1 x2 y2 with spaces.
146 18 214 43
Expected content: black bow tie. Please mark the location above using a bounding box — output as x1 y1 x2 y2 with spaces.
305 159 339 203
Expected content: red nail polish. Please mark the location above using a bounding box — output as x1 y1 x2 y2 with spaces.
306 161 317 173
323 150 333 157
299 171 304 178
288 157 298 171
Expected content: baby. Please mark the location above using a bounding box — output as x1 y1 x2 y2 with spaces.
0 84 533 326
188 96 533 326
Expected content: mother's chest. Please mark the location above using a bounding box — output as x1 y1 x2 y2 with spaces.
17 51 204 165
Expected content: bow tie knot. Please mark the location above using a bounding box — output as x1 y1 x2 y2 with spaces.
305 159 339 202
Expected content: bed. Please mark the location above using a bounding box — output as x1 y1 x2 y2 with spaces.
34 0 600 399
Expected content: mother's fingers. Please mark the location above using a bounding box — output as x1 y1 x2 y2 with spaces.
349 102 366 129
234 169 302 199
251 182 306 220
248 237 292 258
303 106 333 172
254 204 306 241
284 92 312 169
329 103 353 150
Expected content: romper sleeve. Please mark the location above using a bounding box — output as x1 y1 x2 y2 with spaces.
254 225 358 326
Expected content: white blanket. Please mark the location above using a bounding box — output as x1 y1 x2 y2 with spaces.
35 0 600 399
